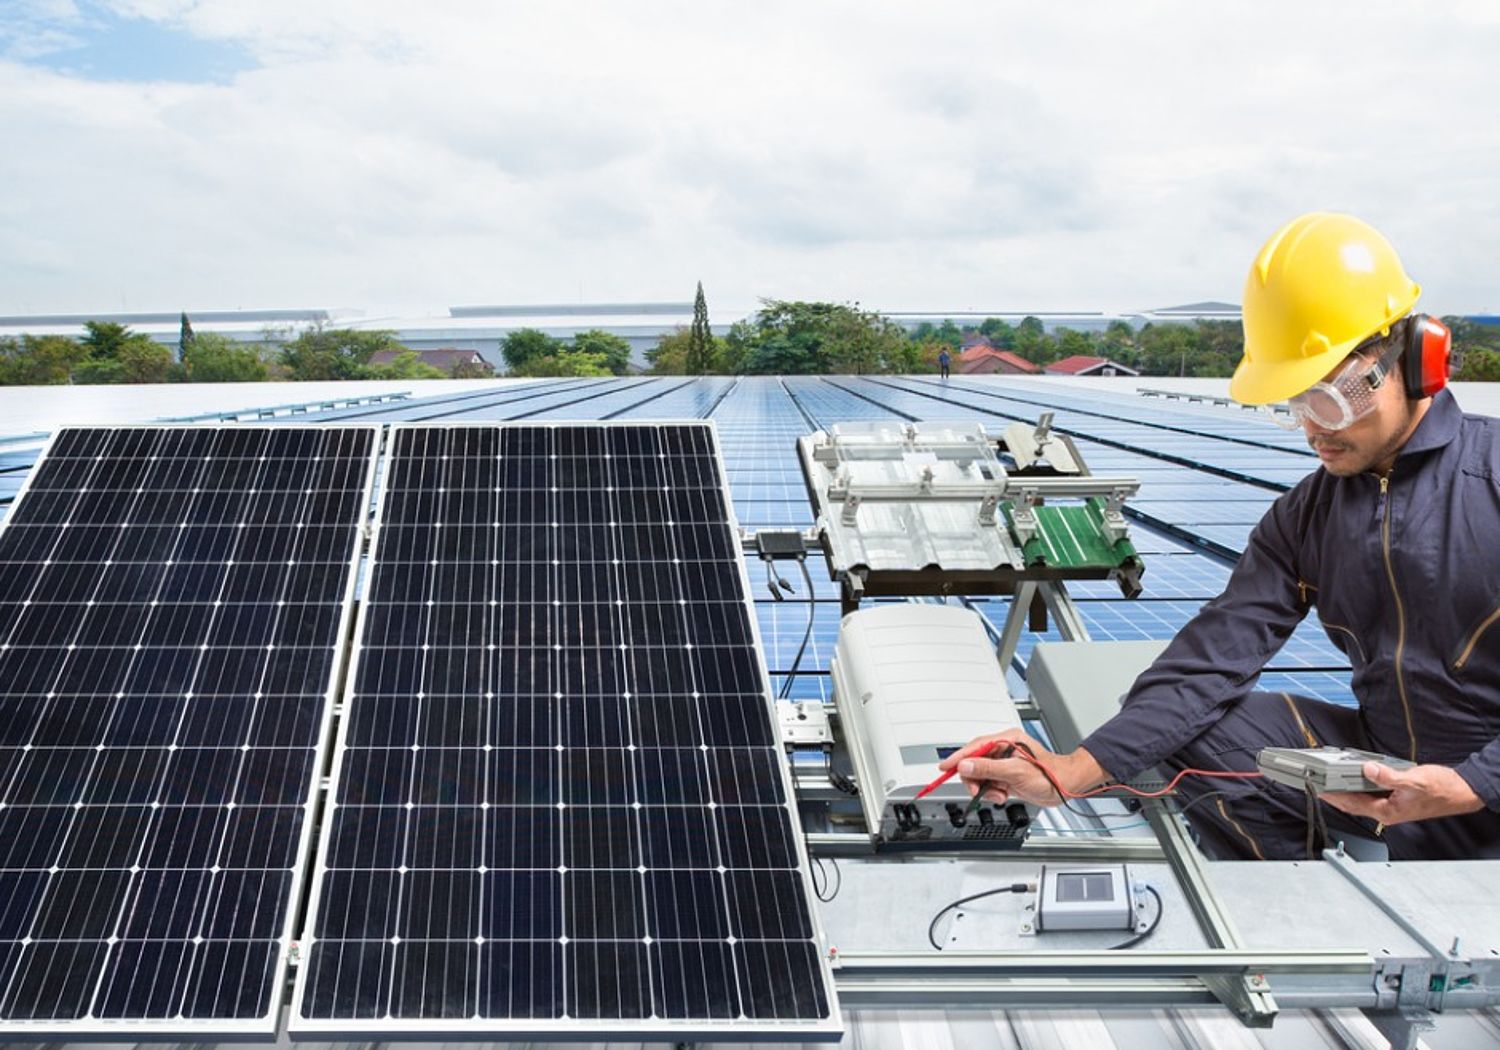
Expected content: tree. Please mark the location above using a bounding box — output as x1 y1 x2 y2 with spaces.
647 327 695 374
117 339 175 383
500 329 562 373
910 319 963 350
1193 320 1243 375
178 312 195 362
569 329 632 375
726 299 931 375
1455 347 1500 381
720 321 756 374
1136 323 1202 376
74 320 165 382
825 305 910 374
80 320 137 361
1055 328 1094 360
72 359 125 384
687 281 714 375
365 351 446 380
738 300 842 374
978 317 1017 348
511 349 613 378
181 332 270 383
1099 320 1137 366
279 328 404 380
0 334 86 385
911 340 952 374
1446 316 1500 381
1014 316 1054 364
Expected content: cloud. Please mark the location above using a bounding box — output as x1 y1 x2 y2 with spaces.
0 1 1497 317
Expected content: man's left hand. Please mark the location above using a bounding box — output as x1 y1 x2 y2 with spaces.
1323 762 1486 826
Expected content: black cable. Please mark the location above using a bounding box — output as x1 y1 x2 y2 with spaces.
1174 788 1229 819
1302 781 1331 860
763 558 789 602
1109 885 1164 950
796 750 839 903
776 557 817 700
827 769 859 796
819 747 859 795
976 741 1117 820
985 742 1269 824
927 883 1031 951
811 856 842 902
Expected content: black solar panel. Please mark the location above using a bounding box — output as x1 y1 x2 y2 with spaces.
0 425 377 1035
293 423 839 1040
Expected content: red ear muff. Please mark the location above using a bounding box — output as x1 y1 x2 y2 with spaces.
1401 314 1452 398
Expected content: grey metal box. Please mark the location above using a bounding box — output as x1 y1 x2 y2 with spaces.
1027 640 1168 752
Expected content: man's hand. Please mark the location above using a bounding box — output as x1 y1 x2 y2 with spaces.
1322 762 1486 826
936 729 1105 808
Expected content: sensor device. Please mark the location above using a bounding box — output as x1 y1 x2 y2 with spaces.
1034 865 1138 933
1256 746 1415 795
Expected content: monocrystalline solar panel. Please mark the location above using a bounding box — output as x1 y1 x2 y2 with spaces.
0 425 378 1036
293 423 840 1041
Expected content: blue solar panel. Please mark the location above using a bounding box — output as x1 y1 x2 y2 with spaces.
755 602 839 673
1007 599 1351 672
1067 553 1231 601
1255 671 1357 708
0 425 378 1036
1130 500 1275 526
292 423 839 1040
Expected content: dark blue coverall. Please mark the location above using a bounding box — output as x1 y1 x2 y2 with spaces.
1079 390 1500 859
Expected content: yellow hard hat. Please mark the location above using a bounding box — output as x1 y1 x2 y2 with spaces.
1231 212 1421 405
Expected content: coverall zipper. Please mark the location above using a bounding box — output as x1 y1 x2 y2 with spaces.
1378 473 1417 761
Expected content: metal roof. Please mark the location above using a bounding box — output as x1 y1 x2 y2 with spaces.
1 375 1498 1049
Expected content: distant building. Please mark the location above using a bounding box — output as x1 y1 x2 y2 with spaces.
1044 355 1140 377
1142 300 1242 324
369 347 490 375
959 346 1040 375
960 331 992 350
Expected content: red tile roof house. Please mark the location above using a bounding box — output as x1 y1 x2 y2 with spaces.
1043 355 1140 377
959 346 1041 375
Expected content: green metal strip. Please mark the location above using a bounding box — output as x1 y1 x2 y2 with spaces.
1006 498 1140 570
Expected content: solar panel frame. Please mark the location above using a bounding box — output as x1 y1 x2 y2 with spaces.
0 422 381 1039
289 420 842 1042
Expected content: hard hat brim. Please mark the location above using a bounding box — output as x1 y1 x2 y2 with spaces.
1229 343 1357 406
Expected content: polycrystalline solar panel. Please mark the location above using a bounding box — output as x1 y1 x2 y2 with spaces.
293 423 840 1040
0 425 378 1036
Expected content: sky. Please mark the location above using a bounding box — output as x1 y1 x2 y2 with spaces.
2 1 1498 319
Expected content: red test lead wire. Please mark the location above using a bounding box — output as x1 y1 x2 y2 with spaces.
1001 740 1263 800
914 738 1265 807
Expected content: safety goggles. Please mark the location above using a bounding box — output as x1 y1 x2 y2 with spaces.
1269 339 1398 431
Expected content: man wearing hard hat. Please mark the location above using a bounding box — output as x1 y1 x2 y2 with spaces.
944 213 1500 859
